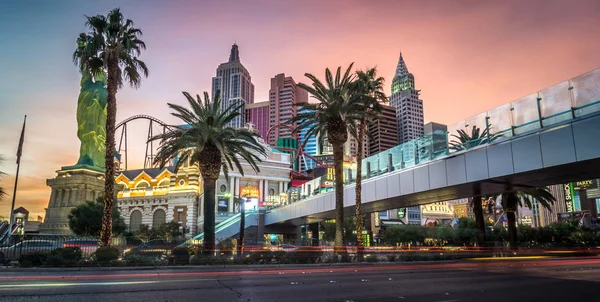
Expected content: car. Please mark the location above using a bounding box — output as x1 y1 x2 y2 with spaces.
123 239 183 260
272 244 298 252
63 238 100 258
0 240 62 265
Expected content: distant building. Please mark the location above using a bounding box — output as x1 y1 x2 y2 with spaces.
368 104 398 156
424 122 447 136
245 101 270 140
268 73 308 146
421 202 454 225
211 44 255 128
390 52 424 144
423 122 449 159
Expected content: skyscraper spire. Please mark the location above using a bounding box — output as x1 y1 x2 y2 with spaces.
395 51 409 76
229 43 240 62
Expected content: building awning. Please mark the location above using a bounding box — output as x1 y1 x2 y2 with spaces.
291 179 310 187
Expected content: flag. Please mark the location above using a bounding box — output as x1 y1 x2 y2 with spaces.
16 115 26 165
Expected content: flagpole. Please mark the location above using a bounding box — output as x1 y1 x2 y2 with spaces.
9 115 26 228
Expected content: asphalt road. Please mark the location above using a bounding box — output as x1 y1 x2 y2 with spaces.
1 257 599 302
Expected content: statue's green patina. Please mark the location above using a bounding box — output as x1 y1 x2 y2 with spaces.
64 34 107 172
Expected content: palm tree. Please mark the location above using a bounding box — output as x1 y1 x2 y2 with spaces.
449 125 501 245
75 8 149 246
351 68 387 259
153 91 267 254
449 124 501 152
495 188 556 248
291 63 363 255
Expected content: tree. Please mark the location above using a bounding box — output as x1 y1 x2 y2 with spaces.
449 125 501 245
153 91 266 254
291 63 364 254
74 8 149 246
68 197 126 237
156 220 182 241
351 68 387 260
0 155 6 201
495 187 556 248
134 224 154 243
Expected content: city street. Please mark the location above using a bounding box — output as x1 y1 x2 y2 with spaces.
0 257 599 301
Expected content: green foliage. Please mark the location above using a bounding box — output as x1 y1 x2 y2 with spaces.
449 125 502 151
381 225 428 245
217 238 234 255
156 221 182 241
74 8 148 91
152 91 267 253
132 221 182 243
321 217 357 243
281 247 322 264
364 254 378 262
190 254 230 265
19 252 49 267
44 247 83 266
94 246 120 263
123 254 160 266
68 197 126 237
169 246 190 265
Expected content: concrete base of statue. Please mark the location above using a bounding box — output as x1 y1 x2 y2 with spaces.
39 166 105 235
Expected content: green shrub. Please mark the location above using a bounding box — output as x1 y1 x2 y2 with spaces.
365 254 378 262
95 246 120 263
190 254 230 265
283 247 322 264
217 239 234 255
44 247 83 266
169 246 190 265
123 254 159 266
386 254 397 262
19 252 49 267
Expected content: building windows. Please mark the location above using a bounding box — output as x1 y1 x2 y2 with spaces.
153 209 166 228
129 210 142 232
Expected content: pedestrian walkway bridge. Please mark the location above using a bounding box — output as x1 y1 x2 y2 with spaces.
265 67 600 226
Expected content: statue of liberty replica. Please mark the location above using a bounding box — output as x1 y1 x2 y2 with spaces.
72 33 108 171
40 33 109 234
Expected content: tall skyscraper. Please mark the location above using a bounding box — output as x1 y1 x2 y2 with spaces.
268 73 308 146
390 52 424 144
368 104 399 156
245 101 270 140
211 44 255 128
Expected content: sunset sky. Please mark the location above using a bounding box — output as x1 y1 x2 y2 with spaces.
1 0 600 219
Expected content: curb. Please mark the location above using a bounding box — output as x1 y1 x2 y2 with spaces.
0 261 438 273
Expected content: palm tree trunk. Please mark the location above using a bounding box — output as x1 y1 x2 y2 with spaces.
203 178 217 255
332 142 347 256
99 60 118 247
238 197 245 258
355 120 366 261
472 196 486 245
506 211 517 249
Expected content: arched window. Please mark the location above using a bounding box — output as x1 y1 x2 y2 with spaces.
153 209 166 228
135 181 150 189
129 210 142 231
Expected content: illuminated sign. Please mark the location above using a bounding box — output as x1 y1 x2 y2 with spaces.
520 216 532 225
240 186 260 198
573 180 594 190
564 183 574 212
397 208 406 218
374 212 380 227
